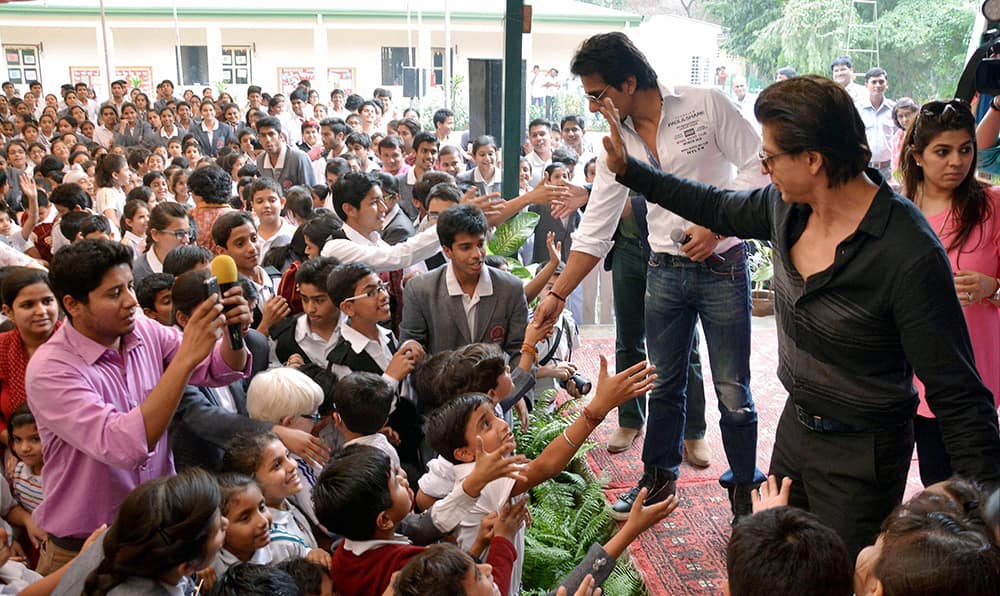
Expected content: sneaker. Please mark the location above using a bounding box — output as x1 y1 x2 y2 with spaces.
611 469 677 521
607 426 641 454
728 484 756 526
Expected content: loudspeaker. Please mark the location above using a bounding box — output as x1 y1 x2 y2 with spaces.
468 58 525 143
403 67 427 98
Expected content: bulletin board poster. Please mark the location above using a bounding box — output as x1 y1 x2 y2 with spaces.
116 66 154 95
278 67 315 95
327 67 355 94
68 66 103 89
69 66 153 95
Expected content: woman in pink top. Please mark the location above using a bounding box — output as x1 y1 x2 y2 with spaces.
900 99 1000 486
889 97 918 182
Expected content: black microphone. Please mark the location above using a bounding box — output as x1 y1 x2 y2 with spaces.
210 255 245 351
671 228 726 262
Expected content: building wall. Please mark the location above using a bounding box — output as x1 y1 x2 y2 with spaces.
0 13 718 103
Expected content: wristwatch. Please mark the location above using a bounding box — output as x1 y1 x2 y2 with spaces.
992 278 1000 302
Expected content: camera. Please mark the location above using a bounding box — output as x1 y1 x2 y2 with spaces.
956 1 1000 98
559 372 592 396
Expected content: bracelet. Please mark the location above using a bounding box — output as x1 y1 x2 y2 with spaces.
520 344 538 365
581 406 605 426
562 428 581 450
548 290 567 303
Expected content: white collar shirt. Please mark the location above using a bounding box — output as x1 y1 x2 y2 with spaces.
572 81 767 257
445 263 494 338
343 533 410 555
857 97 897 164
292 312 340 366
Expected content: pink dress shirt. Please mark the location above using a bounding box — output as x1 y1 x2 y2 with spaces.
26 316 250 538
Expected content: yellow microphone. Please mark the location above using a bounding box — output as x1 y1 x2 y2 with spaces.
209 255 244 350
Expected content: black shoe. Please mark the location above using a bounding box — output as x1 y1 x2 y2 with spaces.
728 484 757 526
611 469 677 521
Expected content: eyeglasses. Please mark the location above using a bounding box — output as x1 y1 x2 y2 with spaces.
300 412 322 423
757 148 797 173
584 84 612 105
342 281 389 302
165 228 193 239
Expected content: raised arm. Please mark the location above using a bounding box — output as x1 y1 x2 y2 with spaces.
599 97 773 241
512 356 656 496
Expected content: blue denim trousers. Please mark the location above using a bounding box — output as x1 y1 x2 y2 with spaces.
641 244 764 487
612 236 706 438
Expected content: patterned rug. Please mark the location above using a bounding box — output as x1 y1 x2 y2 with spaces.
569 323 924 595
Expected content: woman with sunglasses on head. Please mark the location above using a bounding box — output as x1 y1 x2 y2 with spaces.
132 201 191 286
900 99 1000 487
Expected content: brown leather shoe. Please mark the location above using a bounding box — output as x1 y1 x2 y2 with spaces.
607 426 641 453
684 438 711 468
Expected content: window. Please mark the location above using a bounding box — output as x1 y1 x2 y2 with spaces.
221 46 251 85
179 45 209 86
381 47 412 86
381 47 451 87
3 45 40 88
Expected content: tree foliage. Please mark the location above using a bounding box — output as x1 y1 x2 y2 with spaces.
703 0 783 77
878 0 977 100
705 0 977 101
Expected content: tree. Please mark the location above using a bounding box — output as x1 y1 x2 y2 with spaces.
878 0 977 100
705 0 976 101
703 0 783 78
753 0 852 77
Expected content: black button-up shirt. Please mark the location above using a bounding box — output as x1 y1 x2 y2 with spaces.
618 158 1000 486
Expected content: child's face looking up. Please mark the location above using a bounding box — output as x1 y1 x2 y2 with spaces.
458 403 514 463
255 439 303 506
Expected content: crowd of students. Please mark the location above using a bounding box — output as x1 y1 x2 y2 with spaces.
0 65 997 596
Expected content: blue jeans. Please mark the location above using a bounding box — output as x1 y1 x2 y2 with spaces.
613 237 706 438
641 245 764 487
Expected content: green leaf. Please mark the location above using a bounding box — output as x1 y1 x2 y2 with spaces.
506 257 533 280
488 211 540 258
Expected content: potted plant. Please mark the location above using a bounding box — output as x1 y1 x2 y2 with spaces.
747 239 774 317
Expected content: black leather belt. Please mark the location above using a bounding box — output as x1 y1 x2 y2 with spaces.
48 533 87 551
794 404 869 433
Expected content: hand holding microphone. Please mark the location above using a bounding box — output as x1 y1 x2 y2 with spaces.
209 255 250 351
670 226 725 263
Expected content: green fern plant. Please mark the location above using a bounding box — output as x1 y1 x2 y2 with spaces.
514 390 648 596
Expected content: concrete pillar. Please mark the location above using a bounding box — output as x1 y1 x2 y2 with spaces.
96 22 115 100
206 26 223 89
313 14 328 95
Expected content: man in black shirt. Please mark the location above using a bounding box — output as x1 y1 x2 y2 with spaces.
598 75 1000 557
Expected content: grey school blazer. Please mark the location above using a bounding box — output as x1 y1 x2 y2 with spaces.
399 264 535 409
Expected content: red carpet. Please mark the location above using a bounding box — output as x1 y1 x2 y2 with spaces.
569 325 924 595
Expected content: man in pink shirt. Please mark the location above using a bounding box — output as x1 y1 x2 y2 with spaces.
26 239 251 575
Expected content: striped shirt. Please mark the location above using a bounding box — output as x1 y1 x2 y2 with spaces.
617 158 1000 486
12 462 42 513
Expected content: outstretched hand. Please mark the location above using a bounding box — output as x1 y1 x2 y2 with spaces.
598 97 629 176
590 355 656 417
751 475 792 513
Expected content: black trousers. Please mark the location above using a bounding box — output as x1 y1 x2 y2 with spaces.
769 400 914 558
